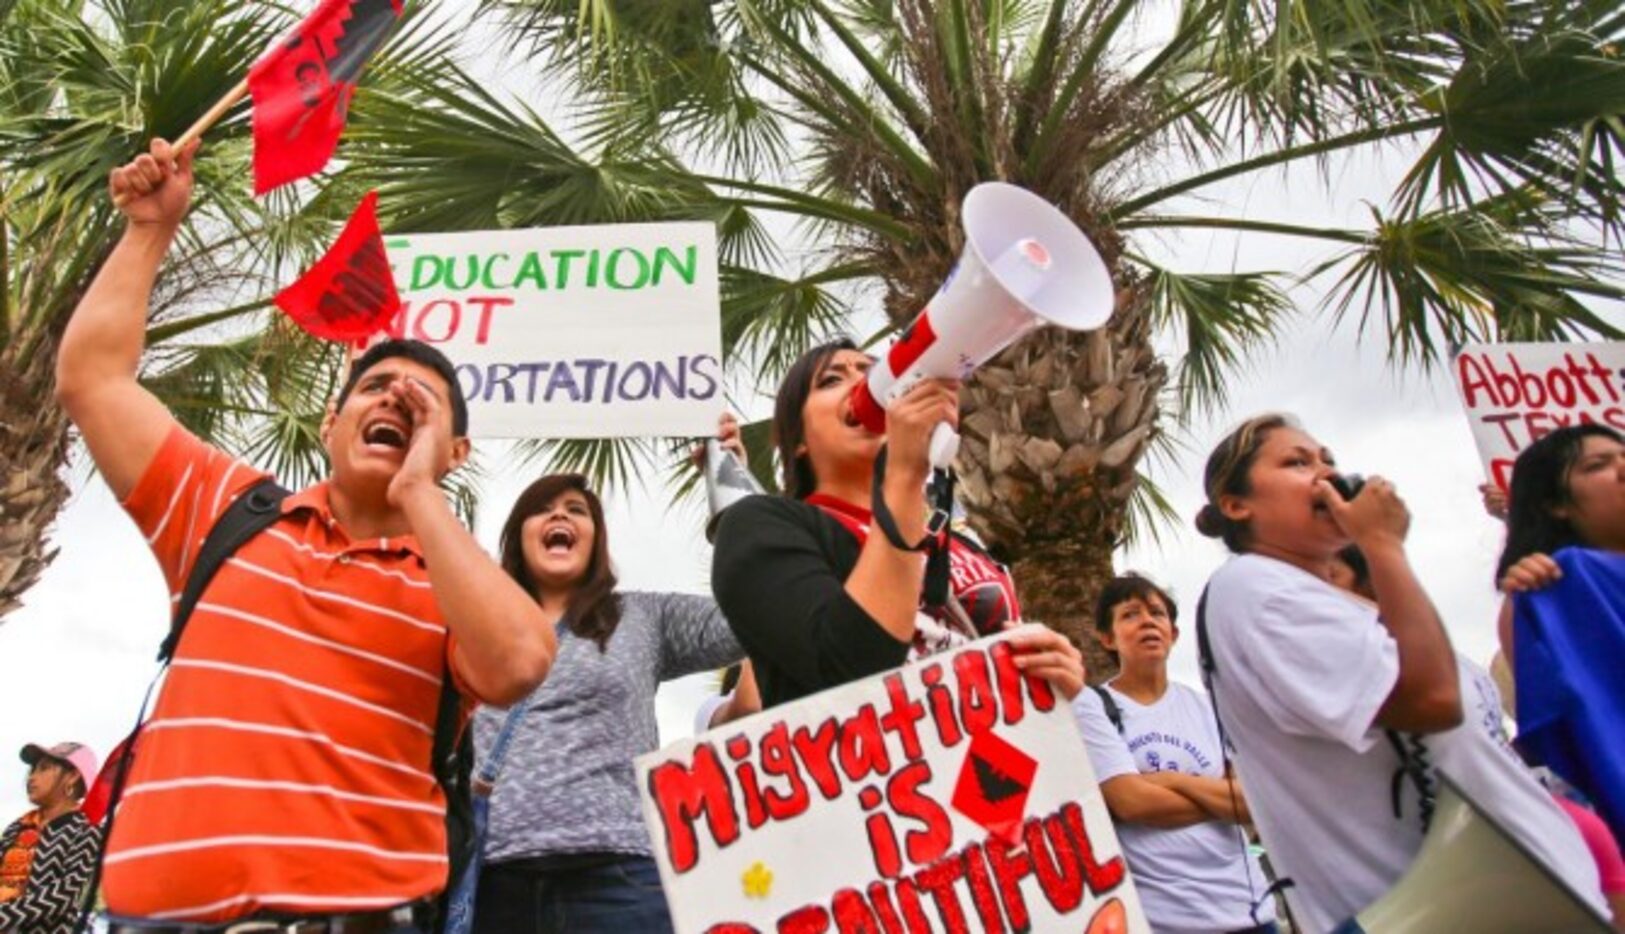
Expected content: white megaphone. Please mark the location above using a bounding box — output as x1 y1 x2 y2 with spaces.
704 438 765 542
848 182 1115 468
1333 774 1611 933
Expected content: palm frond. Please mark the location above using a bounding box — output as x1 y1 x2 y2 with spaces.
1136 258 1294 418
1316 193 1625 367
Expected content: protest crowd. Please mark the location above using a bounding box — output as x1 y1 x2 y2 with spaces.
3 5 1623 933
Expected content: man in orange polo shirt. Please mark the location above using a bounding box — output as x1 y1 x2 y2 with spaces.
53 138 558 929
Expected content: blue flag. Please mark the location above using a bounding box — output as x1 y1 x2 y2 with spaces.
1515 547 1625 840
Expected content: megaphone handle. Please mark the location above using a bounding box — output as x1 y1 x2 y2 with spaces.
929 423 960 469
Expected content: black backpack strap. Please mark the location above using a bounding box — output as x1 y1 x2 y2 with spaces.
1193 583 1297 928
1091 685 1125 735
159 476 291 662
79 476 289 932
427 666 474 931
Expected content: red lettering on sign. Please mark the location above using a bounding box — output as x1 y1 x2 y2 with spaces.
961 842 1006 934
921 663 962 748
778 905 831 934
985 836 1035 931
889 761 951 869
953 649 999 736
1062 802 1127 895
880 674 927 761
793 719 842 800
759 722 811 820
1027 812 1085 913
912 857 969 934
833 888 882 934
838 706 893 783
647 742 738 874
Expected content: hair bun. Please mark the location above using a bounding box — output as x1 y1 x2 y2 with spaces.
1194 503 1226 538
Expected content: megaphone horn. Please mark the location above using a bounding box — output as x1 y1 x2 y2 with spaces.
850 182 1116 468
1333 773 1610 933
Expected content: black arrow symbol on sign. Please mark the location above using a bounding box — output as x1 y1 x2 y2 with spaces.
972 752 1025 804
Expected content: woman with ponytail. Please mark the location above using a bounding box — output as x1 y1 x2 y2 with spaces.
1191 414 1603 933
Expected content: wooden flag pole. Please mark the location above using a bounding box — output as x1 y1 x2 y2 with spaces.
177 77 250 150
113 77 250 208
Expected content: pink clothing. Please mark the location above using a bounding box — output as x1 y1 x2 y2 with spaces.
1557 795 1625 895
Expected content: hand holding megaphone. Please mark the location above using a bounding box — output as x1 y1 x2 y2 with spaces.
849 182 1117 468
876 378 963 483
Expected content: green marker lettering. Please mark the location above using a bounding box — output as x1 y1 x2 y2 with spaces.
653 246 698 286
410 255 445 291
445 255 479 291
607 247 650 290
554 249 586 288
482 253 512 290
513 252 548 290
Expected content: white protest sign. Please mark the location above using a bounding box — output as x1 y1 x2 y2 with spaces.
637 634 1148 934
1453 342 1625 490
375 222 722 439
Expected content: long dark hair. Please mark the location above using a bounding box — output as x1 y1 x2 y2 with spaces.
1194 413 1295 552
1496 424 1624 580
773 337 859 499
499 474 622 650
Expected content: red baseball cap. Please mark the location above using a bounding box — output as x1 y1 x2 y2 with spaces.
21 741 100 787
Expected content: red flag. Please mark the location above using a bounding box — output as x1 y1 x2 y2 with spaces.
82 736 134 827
274 191 400 341
248 0 403 194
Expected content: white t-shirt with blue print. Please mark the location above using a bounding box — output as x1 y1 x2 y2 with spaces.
1073 680 1276 934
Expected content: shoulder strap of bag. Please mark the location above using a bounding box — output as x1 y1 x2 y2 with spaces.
1194 584 1298 930
159 476 291 662
1091 685 1125 735
78 476 290 932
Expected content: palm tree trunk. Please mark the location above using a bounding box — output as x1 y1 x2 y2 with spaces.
0 335 71 623
954 297 1166 682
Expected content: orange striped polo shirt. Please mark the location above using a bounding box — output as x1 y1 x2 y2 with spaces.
104 426 471 923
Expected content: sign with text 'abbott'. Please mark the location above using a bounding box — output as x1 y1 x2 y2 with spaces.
377 223 722 439
1453 342 1625 490
637 634 1148 934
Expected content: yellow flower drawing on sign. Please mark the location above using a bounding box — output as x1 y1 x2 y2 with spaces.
741 860 773 899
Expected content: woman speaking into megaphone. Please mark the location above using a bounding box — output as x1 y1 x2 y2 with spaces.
1191 414 1607 933
710 338 1084 710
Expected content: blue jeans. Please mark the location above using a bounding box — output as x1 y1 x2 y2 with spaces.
471 855 673 934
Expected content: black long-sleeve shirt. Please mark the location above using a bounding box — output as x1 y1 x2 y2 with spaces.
0 810 99 934
711 494 911 708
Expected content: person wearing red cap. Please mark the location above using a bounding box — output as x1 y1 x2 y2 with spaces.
0 742 102 933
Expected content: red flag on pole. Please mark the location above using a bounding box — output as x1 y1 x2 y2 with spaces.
274 191 401 341
247 0 403 194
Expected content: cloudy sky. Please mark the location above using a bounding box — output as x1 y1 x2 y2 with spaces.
2 3 1620 823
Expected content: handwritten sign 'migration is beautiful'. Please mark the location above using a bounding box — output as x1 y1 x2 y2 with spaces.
1453 342 1625 491
637 635 1148 934
374 223 723 439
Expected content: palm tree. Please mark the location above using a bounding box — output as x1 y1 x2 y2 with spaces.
351 0 1625 673
0 0 472 623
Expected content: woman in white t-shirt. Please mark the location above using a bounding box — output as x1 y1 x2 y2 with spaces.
1192 413 1606 934
1071 573 1278 934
